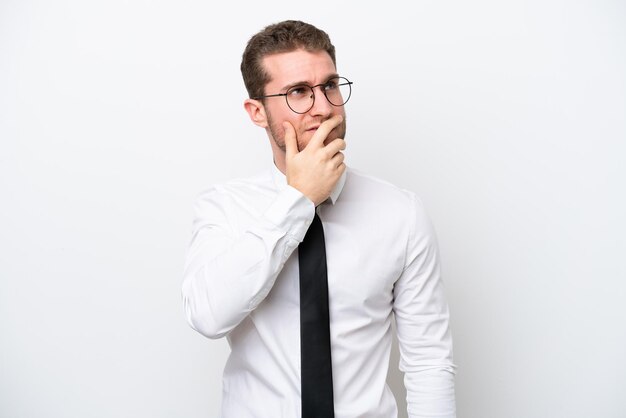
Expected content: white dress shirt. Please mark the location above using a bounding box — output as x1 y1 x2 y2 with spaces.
182 165 456 418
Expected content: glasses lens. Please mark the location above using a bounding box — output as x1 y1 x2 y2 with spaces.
284 77 353 113
286 85 314 114
324 77 352 107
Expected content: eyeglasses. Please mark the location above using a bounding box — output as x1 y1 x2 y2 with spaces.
254 76 353 114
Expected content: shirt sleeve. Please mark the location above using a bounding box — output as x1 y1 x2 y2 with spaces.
392 192 457 418
181 184 315 339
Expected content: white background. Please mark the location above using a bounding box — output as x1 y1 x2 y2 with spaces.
1 1 625 417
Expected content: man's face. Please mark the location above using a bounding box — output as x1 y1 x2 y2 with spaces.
261 49 347 152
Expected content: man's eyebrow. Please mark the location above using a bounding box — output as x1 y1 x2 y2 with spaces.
281 73 340 92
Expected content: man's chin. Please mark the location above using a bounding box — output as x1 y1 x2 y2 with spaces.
324 125 347 145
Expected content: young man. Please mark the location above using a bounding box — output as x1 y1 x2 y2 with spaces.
182 20 456 418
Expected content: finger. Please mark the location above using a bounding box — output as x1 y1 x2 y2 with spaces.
324 138 346 157
309 115 344 148
283 121 298 158
330 151 345 167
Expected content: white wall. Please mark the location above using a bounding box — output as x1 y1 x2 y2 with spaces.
1 1 624 417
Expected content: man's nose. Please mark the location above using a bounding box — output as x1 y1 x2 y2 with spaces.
309 88 333 117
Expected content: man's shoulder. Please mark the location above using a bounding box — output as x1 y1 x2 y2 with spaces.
195 169 275 202
343 167 433 225
345 167 418 204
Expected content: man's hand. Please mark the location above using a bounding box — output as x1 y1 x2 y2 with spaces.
284 115 346 206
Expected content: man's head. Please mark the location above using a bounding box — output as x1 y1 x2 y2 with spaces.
242 20 348 171
241 20 336 101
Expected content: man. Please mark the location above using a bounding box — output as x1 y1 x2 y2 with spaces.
182 20 456 418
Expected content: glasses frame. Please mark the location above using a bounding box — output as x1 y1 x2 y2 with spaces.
253 76 353 114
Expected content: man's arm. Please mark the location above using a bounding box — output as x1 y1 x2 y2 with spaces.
182 184 314 339
393 192 457 418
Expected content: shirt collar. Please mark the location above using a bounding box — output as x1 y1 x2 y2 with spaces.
271 162 346 205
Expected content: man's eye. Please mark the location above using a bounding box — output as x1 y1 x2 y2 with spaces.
288 87 308 97
323 81 339 91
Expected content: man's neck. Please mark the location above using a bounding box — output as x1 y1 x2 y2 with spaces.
273 155 287 176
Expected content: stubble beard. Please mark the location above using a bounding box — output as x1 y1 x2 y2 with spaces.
266 111 347 152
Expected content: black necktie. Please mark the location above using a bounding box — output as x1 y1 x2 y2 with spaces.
299 212 334 418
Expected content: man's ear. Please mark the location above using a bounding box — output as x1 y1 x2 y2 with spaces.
244 99 268 128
